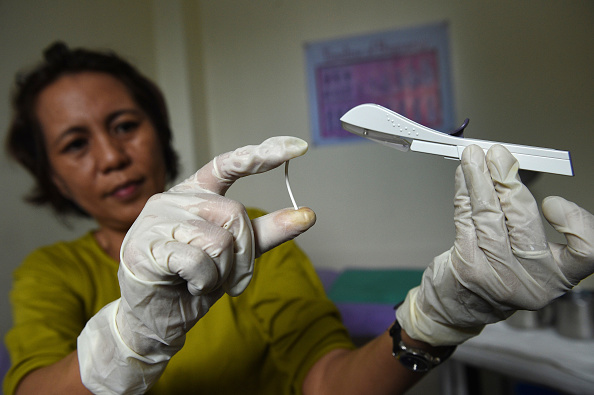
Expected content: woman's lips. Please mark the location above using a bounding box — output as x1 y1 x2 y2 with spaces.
109 179 143 200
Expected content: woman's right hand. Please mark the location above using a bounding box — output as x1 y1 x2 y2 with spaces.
78 136 316 394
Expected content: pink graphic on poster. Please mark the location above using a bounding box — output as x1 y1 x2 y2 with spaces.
305 22 453 145
316 50 442 140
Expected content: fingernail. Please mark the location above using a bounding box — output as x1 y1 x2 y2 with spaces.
283 207 316 229
285 137 309 155
465 145 486 172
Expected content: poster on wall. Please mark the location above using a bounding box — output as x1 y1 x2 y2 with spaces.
305 22 455 146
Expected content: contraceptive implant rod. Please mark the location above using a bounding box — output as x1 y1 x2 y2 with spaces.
285 161 299 210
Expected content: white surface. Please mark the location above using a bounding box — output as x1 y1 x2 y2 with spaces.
454 321 594 394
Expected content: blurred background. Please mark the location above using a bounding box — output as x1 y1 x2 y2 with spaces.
1 2 593 387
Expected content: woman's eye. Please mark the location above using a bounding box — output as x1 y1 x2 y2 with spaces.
62 138 87 153
114 121 139 134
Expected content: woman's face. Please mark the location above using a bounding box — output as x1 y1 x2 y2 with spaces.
36 72 167 232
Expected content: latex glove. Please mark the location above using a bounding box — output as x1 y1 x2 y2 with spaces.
77 136 316 394
397 144 594 346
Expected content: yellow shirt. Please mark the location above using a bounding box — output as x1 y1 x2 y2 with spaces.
4 209 353 395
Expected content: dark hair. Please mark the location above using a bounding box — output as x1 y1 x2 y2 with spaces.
6 42 179 217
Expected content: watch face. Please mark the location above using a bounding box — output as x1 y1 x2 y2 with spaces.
398 354 431 373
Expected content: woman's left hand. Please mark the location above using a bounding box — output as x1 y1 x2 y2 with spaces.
397 144 594 346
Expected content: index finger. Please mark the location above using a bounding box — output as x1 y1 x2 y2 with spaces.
486 144 548 254
171 136 308 195
461 145 511 258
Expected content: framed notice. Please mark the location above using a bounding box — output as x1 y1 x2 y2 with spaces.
305 22 455 146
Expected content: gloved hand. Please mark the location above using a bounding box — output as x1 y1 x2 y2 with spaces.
77 136 316 394
397 144 594 346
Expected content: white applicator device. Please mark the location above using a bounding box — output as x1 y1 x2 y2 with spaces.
340 103 573 176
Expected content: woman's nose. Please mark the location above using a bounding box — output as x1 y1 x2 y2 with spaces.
95 135 131 173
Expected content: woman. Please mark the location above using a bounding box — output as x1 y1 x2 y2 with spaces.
5 42 594 395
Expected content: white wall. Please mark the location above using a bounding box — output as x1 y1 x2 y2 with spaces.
1 0 593 342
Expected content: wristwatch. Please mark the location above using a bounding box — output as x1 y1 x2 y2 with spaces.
389 306 456 372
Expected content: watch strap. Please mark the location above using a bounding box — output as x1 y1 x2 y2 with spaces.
390 303 456 372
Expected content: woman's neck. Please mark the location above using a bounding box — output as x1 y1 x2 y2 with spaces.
93 227 127 261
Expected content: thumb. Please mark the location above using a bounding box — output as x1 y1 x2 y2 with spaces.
542 196 594 284
252 207 316 257
171 136 308 196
